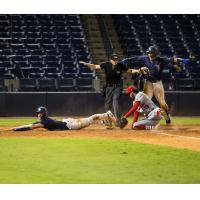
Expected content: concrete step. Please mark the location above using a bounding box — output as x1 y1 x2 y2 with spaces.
80 14 108 69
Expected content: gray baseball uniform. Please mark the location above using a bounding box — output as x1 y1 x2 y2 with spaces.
133 92 162 129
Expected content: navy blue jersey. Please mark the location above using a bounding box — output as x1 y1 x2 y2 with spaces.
33 117 69 131
100 61 128 85
123 56 173 82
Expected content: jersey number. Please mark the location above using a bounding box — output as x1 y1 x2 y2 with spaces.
141 103 149 110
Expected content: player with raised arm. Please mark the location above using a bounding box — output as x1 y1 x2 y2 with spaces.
122 46 193 125
13 106 116 131
80 53 148 128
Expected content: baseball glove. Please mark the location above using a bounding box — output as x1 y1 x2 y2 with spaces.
139 67 149 76
119 118 128 129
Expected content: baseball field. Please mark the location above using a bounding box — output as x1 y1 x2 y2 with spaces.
0 117 200 184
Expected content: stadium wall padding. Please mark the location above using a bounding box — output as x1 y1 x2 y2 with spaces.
0 91 199 117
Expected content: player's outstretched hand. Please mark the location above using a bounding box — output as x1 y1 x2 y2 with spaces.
189 55 196 62
139 67 149 76
79 61 87 65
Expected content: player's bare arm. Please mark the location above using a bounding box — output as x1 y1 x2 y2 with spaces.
13 123 44 131
79 61 101 70
127 68 140 74
171 56 191 72
172 55 195 66
127 67 149 75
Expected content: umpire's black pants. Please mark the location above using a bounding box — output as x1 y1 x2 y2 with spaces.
105 86 121 123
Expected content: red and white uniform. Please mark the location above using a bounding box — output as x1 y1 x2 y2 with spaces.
124 92 162 130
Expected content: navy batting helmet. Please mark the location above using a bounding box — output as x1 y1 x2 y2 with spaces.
146 46 158 55
36 106 48 116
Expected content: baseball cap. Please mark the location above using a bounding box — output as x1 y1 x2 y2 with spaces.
126 86 138 94
110 53 119 60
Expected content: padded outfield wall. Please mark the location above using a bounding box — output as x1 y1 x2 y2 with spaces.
0 91 199 116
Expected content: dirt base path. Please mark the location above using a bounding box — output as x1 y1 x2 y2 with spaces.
1 125 200 151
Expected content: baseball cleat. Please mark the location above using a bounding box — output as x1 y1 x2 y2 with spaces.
166 118 171 125
107 110 117 123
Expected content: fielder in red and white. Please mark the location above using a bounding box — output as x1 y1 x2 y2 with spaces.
123 86 162 130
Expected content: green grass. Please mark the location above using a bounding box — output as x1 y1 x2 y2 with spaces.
0 116 200 126
0 117 200 183
160 117 200 125
0 137 200 184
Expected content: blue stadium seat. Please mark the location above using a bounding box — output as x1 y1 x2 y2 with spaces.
20 78 37 91
76 78 94 91
37 78 57 91
78 67 95 78
45 73 61 79
57 78 75 91
175 78 194 90
0 79 6 91
29 73 44 79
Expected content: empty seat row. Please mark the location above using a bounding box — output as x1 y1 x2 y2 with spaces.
113 14 200 58
0 14 93 80
20 78 94 91
174 78 200 90
0 78 94 92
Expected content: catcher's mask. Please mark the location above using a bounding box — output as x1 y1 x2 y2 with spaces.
146 46 158 56
126 86 139 95
36 106 48 118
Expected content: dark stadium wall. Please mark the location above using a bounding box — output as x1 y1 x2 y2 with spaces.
0 92 199 117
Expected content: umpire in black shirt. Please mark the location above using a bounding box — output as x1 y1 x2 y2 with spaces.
80 53 142 127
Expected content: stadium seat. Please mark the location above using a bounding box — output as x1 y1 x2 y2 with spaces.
0 14 200 91
37 78 57 91
0 79 6 91
29 73 44 79
76 78 94 91
194 78 200 90
45 73 61 79
20 78 38 91
78 67 95 78
175 78 194 90
57 78 75 91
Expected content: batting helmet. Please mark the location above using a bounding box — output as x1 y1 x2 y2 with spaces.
146 46 158 55
126 86 139 95
36 106 48 116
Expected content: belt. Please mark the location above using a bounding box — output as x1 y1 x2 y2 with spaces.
107 84 120 87
147 78 161 83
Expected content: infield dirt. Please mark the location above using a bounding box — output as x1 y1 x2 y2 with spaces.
0 124 200 151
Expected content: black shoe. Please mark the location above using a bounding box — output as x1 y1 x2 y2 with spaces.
166 118 171 125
